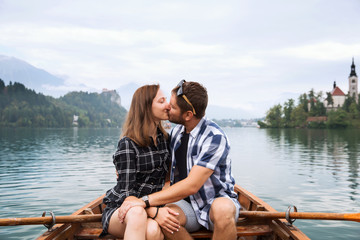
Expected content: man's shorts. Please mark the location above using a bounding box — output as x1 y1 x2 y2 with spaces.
171 198 240 232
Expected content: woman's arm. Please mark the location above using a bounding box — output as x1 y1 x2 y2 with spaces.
103 138 139 207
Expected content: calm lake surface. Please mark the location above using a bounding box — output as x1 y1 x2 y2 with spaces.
0 127 359 239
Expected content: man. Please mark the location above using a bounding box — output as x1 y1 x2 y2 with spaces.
118 80 240 240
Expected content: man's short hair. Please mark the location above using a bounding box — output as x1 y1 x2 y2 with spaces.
172 81 208 118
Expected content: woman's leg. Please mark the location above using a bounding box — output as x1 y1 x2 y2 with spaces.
146 218 164 240
108 206 148 240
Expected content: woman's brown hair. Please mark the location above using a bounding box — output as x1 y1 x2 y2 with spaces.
121 84 168 146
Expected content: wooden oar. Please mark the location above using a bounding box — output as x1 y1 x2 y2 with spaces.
240 211 360 222
0 214 102 226
1 211 360 226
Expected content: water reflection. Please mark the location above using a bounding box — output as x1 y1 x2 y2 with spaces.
265 128 360 203
0 127 122 240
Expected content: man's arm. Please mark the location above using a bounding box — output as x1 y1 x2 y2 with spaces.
117 165 213 222
149 165 214 205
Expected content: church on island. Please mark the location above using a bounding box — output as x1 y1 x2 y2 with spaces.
323 58 358 110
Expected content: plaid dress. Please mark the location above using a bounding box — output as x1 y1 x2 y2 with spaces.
101 129 170 235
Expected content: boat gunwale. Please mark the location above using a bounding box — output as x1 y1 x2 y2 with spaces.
235 185 310 240
36 185 310 240
36 194 105 240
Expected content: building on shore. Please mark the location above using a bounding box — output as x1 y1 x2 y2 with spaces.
324 58 358 111
349 57 358 102
72 115 79 126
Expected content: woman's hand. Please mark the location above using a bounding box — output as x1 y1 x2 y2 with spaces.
117 196 145 222
154 207 180 234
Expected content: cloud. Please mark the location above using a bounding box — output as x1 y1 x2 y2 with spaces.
0 0 359 118
277 42 360 61
0 22 266 89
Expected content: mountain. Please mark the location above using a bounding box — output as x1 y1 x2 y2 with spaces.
0 79 127 128
0 54 262 119
0 55 66 97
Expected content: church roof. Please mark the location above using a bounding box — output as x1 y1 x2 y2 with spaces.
331 86 345 96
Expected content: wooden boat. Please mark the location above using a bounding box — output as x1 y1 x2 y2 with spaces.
36 184 310 240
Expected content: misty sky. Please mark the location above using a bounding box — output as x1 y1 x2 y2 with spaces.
0 0 360 117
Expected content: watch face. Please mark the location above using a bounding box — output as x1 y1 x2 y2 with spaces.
141 195 150 207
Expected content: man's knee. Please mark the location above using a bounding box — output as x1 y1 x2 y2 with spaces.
210 198 236 226
146 219 164 240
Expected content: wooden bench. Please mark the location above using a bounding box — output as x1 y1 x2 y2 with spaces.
74 224 272 239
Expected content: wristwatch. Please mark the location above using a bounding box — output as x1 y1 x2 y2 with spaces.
141 195 150 208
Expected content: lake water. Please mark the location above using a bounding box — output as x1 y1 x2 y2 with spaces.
0 127 359 239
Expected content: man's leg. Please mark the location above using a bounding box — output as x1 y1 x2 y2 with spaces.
209 197 238 240
162 203 193 240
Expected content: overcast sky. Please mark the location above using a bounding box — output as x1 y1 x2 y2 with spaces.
0 0 360 118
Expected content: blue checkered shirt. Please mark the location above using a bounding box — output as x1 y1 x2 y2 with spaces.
169 118 240 229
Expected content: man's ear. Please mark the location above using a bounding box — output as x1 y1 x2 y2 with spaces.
184 111 194 121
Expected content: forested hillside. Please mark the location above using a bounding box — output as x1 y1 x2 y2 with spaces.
0 79 127 127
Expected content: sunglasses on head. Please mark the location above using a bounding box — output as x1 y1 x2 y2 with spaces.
176 80 196 115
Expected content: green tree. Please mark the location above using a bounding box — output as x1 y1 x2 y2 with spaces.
265 104 283 128
290 104 308 128
327 109 349 128
349 102 359 119
257 120 267 128
308 89 315 113
283 99 295 127
0 79 5 92
313 100 326 116
325 92 333 109
308 91 325 116
298 93 308 113
343 95 356 112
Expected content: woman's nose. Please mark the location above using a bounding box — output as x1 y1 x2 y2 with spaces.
165 102 171 110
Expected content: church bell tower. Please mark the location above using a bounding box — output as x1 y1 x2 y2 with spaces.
349 57 358 103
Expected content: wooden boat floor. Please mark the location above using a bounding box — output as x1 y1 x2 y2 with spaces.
74 219 273 239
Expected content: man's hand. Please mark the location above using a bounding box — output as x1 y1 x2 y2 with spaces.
117 196 145 222
154 207 180 234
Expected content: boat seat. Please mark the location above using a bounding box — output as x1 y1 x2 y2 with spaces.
74 224 272 239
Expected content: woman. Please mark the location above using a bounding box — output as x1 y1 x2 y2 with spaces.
101 84 179 240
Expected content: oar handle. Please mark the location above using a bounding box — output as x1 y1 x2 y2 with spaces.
240 211 360 222
0 214 102 226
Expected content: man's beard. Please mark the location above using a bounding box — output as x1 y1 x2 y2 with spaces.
168 114 185 125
